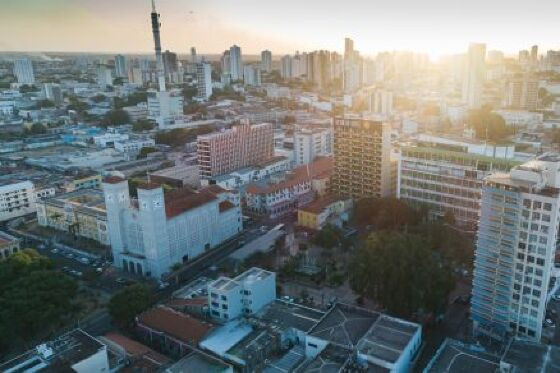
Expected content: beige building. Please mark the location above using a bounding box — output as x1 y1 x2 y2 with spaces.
36 189 109 245
197 122 274 179
0 231 21 260
331 116 392 200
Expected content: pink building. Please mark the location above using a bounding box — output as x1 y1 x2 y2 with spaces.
197 123 274 179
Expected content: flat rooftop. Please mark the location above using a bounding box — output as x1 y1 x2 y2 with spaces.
356 315 420 365
424 338 500 373
296 343 352 372
209 276 240 292
235 267 274 283
309 303 380 349
254 300 325 333
0 230 19 246
166 351 232 373
501 338 560 372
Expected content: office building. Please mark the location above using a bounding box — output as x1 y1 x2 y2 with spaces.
504 76 538 111
261 50 272 72
208 267 276 321
13 58 35 84
162 50 178 76
531 45 539 66
191 46 197 64
293 126 333 165
196 62 213 100
399 134 520 230
331 116 392 200
103 178 242 278
114 54 127 78
0 231 20 260
36 189 109 245
229 45 243 81
243 65 261 86
43 83 63 105
462 43 486 109
472 154 560 341
197 122 274 179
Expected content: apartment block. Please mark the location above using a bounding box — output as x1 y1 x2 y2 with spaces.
0 231 20 260
331 116 392 200
399 135 520 230
0 180 55 222
197 122 274 179
472 154 560 341
208 267 276 321
293 126 333 165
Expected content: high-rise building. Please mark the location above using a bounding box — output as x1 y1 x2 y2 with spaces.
369 89 393 116
531 45 538 66
150 0 166 92
462 43 486 109
103 177 242 279
343 37 361 92
190 46 197 64
229 45 243 81
504 76 538 110
162 50 178 77
331 116 392 200
97 65 113 88
294 126 333 165
261 50 272 73
280 55 292 79
43 83 63 105
472 154 560 341
196 62 212 100
114 54 127 78
399 134 520 230
147 90 183 128
13 58 35 84
197 122 274 179
243 65 261 86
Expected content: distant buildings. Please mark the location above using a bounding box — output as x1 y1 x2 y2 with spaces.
196 62 213 100
472 154 560 341
243 65 261 86
0 231 20 260
293 126 333 165
208 267 276 321
369 89 393 116
228 45 243 81
197 122 274 179
96 65 113 88
261 50 272 73
43 83 63 105
504 76 538 111
103 178 242 278
462 43 486 109
399 134 520 230
147 89 184 128
114 54 127 78
13 58 35 84
331 116 392 200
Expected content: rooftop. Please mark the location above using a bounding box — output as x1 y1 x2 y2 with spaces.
253 300 326 333
298 194 348 214
424 338 501 373
501 338 560 372
164 187 218 219
41 188 106 213
137 306 214 346
166 350 232 373
209 276 240 292
101 332 169 365
309 303 380 349
0 230 19 247
235 267 274 284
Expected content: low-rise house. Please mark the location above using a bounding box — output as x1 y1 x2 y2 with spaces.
0 231 20 260
297 195 352 230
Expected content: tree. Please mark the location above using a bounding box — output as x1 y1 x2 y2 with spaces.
91 94 106 103
0 250 77 352
37 99 55 108
313 224 343 249
354 198 424 230
19 84 38 93
349 232 454 317
109 284 153 328
27 122 47 135
102 109 130 127
183 85 198 100
467 106 510 142
132 119 155 132
138 146 157 159
155 125 214 147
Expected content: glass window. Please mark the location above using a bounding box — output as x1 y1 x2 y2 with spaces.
533 201 542 209
544 203 552 211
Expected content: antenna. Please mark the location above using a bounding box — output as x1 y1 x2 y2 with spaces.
151 0 156 12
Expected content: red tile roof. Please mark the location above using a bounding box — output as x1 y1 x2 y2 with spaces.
137 306 213 345
103 333 170 364
104 176 125 184
299 194 347 214
246 156 333 195
166 297 208 308
164 188 217 219
219 200 236 212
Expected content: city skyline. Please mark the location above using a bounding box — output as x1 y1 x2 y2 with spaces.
2 0 560 59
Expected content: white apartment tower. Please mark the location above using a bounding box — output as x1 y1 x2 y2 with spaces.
261 50 272 73
114 55 128 78
229 45 243 81
462 43 486 109
294 126 333 165
196 62 213 100
13 58 35 84
472 154 560 341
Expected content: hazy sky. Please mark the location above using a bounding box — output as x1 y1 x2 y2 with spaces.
1 0 559 59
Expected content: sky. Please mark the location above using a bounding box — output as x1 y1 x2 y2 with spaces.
1 0 559 59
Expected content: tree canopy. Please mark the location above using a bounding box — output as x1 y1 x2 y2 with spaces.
132 119 155 132
0 250 78 353
349 232 454 318
108 284 153 328
101 109 130 127
155 125 214 147
354 197 425 230
467 106 510 142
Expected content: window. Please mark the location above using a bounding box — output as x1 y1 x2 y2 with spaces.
537 258 545 266
533 201 542 209
532 212 540 220
544 203 552 211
